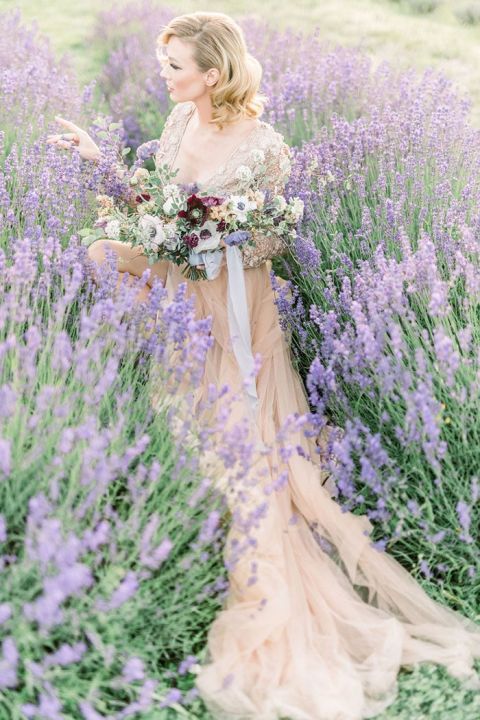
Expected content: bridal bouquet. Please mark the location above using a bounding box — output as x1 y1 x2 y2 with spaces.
80 152 304 281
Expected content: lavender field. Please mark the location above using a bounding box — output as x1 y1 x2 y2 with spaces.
1 2 479 718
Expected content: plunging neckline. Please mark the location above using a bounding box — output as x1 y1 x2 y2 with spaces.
169 102 265 188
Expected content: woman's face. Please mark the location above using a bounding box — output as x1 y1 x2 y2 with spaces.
159 36 218 103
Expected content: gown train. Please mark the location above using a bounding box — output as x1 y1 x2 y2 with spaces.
151 259 480 720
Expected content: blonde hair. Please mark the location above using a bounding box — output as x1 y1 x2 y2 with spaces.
156 11 268 130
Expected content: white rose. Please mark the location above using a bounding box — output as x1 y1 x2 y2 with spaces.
129 167 150 186
163 183 180 199
250 149 265 163
163 221 180 251
138 214 166 250
234 165 253 183
134 168 150 181
290 197 304 221
190 220 223 253
280 155 291 174
163 196 179 216
136 200 156 216
105 219 121 240
228 195 257 223
272 195 287 213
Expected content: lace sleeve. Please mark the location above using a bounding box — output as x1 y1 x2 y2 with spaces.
240 135 293 269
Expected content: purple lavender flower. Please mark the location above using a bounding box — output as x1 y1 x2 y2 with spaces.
0 603 12 625
456 501 473 543
135 139 161 161
224 230 251 246
0 438 11 478
122 656 145 682
0 637 19 689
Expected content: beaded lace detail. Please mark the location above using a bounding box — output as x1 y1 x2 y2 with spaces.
155 101 293 269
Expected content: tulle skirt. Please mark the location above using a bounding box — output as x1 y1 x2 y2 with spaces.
153 259 480 720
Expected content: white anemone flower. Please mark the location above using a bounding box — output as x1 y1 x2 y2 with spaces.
289 197 304 221
227 195 257 223
190 220 223 253
138 214 166 251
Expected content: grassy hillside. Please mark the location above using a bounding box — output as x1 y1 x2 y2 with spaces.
4 0 480 125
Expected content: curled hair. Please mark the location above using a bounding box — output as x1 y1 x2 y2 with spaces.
156 11 268 130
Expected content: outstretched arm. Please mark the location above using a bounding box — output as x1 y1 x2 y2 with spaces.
95 102 188 209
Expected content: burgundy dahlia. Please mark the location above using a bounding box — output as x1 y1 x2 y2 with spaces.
184 233 199 249
201 195 225 207
135 192 151 204
177 195 209 226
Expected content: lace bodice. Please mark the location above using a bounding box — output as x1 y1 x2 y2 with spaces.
154 101 293 268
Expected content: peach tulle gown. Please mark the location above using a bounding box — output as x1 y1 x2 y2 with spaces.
149 101 480 719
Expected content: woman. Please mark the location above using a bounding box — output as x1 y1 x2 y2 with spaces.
48 11 480 720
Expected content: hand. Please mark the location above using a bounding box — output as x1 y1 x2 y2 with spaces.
46 115 102 162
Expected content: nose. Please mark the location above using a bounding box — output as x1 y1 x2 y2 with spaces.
158 58 170 79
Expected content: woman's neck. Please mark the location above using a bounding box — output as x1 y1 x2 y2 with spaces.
190 96 220 133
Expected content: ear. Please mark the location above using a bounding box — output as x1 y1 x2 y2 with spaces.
205 68 220 87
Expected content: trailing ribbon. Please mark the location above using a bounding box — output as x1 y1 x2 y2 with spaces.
225 245 259 421
188 249 223 280
187 245 259 421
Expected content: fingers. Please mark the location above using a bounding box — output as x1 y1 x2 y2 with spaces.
54 115 81 133
46 138 76 151
47 133 79 143
46 131 80 155
57 140 75 151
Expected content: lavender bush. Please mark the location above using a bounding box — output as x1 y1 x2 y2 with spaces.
0 9 289 717
91 0 176 151
276 45 480 614
0 244 229 715
3 2 480 717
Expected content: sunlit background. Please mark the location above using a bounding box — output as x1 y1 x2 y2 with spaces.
4 0 480 124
